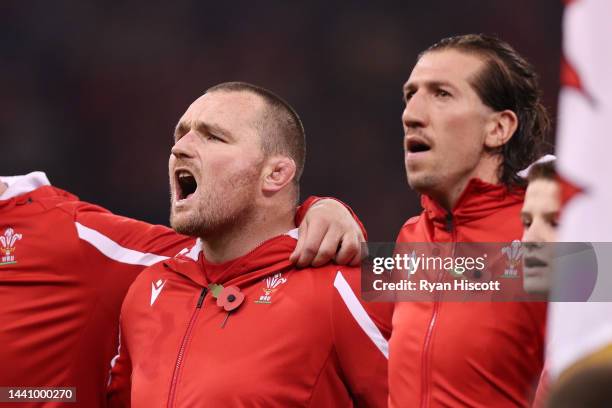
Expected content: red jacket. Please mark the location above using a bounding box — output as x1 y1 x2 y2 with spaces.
0 172 343 407
108 233 392 408
0 173 193 408
389 179 547 408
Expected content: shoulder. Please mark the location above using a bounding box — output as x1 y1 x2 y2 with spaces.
402 214 423 228
397 213 425 241
121 260 170 309
53 196 112 219
298 263 361 289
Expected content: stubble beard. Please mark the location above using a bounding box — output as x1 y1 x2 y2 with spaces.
406 165 442 195
169 171 259 239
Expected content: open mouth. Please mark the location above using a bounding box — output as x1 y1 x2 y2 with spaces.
523 256 547 268
406 138 431 153
176 169 198 200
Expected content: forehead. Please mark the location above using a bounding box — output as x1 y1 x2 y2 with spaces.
405 49 486 89
179 90 265 132
523 179 561 212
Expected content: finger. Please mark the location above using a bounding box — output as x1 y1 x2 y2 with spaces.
335 233 359 266
349 234 369 266
355 226 366 244
297 220 328 268
289 221 308 264
311 226 343 267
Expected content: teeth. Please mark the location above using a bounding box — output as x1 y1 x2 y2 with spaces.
176 169 197 200
177 170 193 179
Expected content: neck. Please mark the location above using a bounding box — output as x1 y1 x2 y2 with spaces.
200 204 296 264
428 157 501 211
0 181 7 196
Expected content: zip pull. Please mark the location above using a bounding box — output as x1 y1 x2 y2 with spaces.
445 213 453 232
196 287 208 308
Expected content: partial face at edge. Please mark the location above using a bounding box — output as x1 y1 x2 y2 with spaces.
401 49 495 195
521 178 561 294
168 90 267 238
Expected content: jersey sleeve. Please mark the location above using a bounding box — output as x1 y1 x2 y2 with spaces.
70 202 197 319
73 202 195 263
330 266 393 407
107 317 132 408
295 196 368 240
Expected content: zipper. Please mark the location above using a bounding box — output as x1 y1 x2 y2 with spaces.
420 213 456 408
167 287 207 408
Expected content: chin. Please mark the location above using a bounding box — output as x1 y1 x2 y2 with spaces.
407 173 438 194
522 276 550 295
170 213 200 237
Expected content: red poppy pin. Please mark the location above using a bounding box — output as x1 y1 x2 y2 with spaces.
216 285 245 312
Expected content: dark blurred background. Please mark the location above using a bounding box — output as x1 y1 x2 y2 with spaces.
0 1 562 240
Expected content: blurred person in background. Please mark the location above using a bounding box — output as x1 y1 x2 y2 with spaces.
389 34 550 407
521 159 559 296
0 168 364 405
520 159 558 408
521 160 612 407
547 362 612 408
107 82 392 407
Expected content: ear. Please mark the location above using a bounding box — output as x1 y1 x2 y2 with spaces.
261 156 297 194
484 109 518 149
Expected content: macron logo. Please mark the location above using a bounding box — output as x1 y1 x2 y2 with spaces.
150 279 167 306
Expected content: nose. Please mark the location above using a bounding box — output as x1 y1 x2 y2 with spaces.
402 91 428 130
522 222 543 248
171 132 196 159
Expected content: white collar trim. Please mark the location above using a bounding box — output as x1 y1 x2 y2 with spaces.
285 228 299 240
0 171 51 200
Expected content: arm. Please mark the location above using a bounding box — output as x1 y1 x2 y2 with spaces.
71 203 195 406
73 202 195 261
292 196 367 268
330 267 393 407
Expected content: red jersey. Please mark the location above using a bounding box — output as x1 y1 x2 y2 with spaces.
108 232 392 407
0 173 358 407
0 172 195 407
389 179 547 408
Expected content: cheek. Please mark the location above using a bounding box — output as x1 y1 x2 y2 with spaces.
168 157 177 186
440 107 487 143
543 226 558 243
206 153 262 186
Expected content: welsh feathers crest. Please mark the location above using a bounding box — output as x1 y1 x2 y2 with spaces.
1 227 23 265
254 273 288 304
501 240 522 278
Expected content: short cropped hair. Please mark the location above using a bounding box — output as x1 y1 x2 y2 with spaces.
421 34 552 187
206 82 306 188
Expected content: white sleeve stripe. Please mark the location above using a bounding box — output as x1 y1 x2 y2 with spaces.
75 222 169 266
333 271 389 359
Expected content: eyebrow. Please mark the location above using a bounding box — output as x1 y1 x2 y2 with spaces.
174 120 231 141
403 80 457 94
520 210 559 218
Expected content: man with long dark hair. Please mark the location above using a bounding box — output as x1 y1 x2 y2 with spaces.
390 34 550 407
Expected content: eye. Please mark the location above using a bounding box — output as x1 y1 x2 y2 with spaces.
547 215 560 229
435 89 451 98
521 216 532 228
403 90 415 102
205 133 223 142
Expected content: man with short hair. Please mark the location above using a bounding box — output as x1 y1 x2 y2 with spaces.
107 82 392 407
1 147 364 405
390 34 550 407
